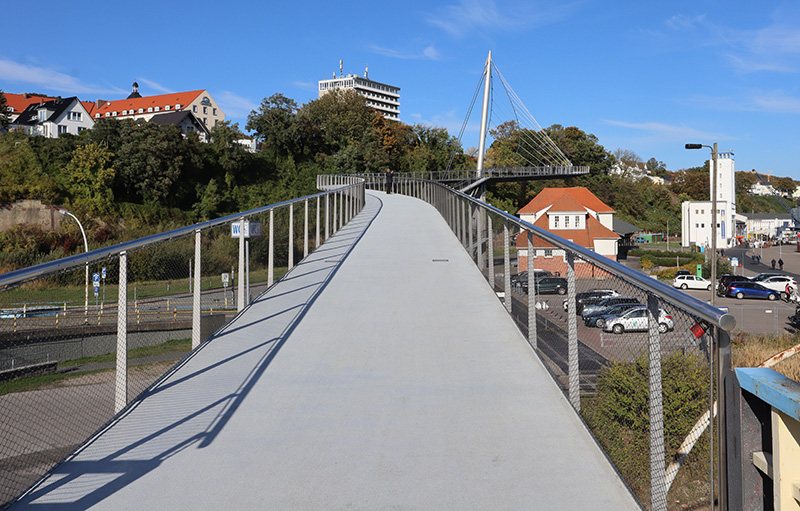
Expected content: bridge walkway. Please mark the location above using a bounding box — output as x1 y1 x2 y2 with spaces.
10 191 640 510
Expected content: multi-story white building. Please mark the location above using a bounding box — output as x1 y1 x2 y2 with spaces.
681 151 738 248
318 62 400 121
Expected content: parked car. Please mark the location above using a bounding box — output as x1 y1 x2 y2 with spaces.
603 306 674 334
581 296 640 319
511 269 552 286
564 289 620 313
724 281 779 300
583 302 642 328
532 276 568 295
751 273 784 282
753 275 797 298
717 275 750 296
675 270 691 277
672 274 712 291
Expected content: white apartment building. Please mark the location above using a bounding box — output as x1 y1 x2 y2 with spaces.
681 152 738 248
319 62 400 121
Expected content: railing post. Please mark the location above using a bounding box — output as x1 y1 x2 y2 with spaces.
316 196 321 248
566 251 579 410
192 229 201 349
717 327 731 511
487 213 494 284
647 292 667 511
288 204 294 271
304 199 309 258
527 231 537 350
114 250 128 413
268 209 274 287
238 217 245 311
333 192 338 234
478 208 486 270
339 189 344 228
468 203 474 263
503 219 512 313
325 193 330 241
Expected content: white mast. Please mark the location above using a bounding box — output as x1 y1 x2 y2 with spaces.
476 51 492 180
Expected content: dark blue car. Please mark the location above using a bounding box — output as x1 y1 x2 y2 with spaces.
583 302 642 328
725 281 779 300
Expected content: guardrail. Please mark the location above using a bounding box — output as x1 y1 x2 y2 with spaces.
0 176 365 508
384 174 735 511
729 367 800 510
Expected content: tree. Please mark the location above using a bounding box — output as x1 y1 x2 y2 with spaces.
544 125 614 174
772 176 797 196
646 157 668 178
294 89 375 158
670 169 709 201
612 148 641 179
246 94 298 159
64 142 116 215
0 90 8 131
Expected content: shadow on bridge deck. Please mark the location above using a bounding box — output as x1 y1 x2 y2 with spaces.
10 191 640 510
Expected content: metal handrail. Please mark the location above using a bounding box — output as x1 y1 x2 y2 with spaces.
0 178 364 290
414 176 736 332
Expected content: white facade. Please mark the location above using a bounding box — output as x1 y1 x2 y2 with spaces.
681 151 737 248
12 97 94 138
682 200 736 248
319 66 400 121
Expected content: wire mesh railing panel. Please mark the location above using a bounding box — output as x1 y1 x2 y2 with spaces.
125 236 196 400
0 257 120 507
418 180 726 511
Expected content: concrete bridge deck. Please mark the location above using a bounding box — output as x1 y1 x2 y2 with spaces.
11 191 640 510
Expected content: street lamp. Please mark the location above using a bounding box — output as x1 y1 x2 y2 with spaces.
685 143 718 307
59 209 89 317
685 142 729 510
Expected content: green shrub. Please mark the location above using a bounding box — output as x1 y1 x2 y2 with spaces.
582 352 711 496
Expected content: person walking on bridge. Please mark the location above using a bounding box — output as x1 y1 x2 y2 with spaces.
385 168 395 194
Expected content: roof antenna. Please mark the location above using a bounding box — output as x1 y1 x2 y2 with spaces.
339 59 343 77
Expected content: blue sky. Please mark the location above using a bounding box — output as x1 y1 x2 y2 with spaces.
4 0 800 179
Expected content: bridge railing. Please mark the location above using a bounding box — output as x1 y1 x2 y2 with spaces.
388 174 734 511
0 176 365 508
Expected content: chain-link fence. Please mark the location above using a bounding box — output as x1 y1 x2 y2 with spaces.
395 177 734 511
0 176 364 507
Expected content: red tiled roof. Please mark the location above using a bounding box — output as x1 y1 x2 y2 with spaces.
94 90 205 117
518 187 615 215
516 215 618 249
4 93 56 114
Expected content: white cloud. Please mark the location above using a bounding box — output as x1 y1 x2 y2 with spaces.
426 0 576 38
369 44 441 60
665 13 705 31
602 119 731 143
214 90 259 120
0 57 123 95
135 78 173 94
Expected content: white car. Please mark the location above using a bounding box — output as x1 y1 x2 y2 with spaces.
603 306 674 334
754 275 797 297
672 274 711 291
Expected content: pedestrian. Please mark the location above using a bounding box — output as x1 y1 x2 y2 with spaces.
385 168 394 194
771 258 776 269
779 258 784 271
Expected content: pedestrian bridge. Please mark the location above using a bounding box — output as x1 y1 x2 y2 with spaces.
0 176 737 510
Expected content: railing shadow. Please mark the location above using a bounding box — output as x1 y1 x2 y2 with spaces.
8 195 384 509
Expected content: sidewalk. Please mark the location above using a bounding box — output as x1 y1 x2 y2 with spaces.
10 191 639 510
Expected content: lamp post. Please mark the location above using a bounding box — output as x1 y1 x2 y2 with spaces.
59 209 89 317
685 142 728 511
685 143 719 306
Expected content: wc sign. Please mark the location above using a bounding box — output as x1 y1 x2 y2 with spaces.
231 221 262 239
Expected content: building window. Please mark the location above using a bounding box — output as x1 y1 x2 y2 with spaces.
565 216 570 228
122 110 127 115
38 110 47 121
112 111 117 116
57 125 68 134
68 111 82 121
138 108 144 113
154 106 160 112
544 249 553 257
203 106 207 114
575 215 581 228
147 107 153 112
175 104 181 109
165 105 171 110
193 105 197 112
554 216 559 229
213 108 217 115
78 127 86 133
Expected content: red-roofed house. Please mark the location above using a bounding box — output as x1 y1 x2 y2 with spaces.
4 93 57 123
93 84 225 129
515 187 619 276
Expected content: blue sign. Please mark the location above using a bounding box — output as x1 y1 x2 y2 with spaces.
92 272 100 285
101 267 106 279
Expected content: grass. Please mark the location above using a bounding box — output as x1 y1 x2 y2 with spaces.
0 267 289 309
0 337 192 396
732 332 800 381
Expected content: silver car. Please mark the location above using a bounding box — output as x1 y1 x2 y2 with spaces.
603 306 674 334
